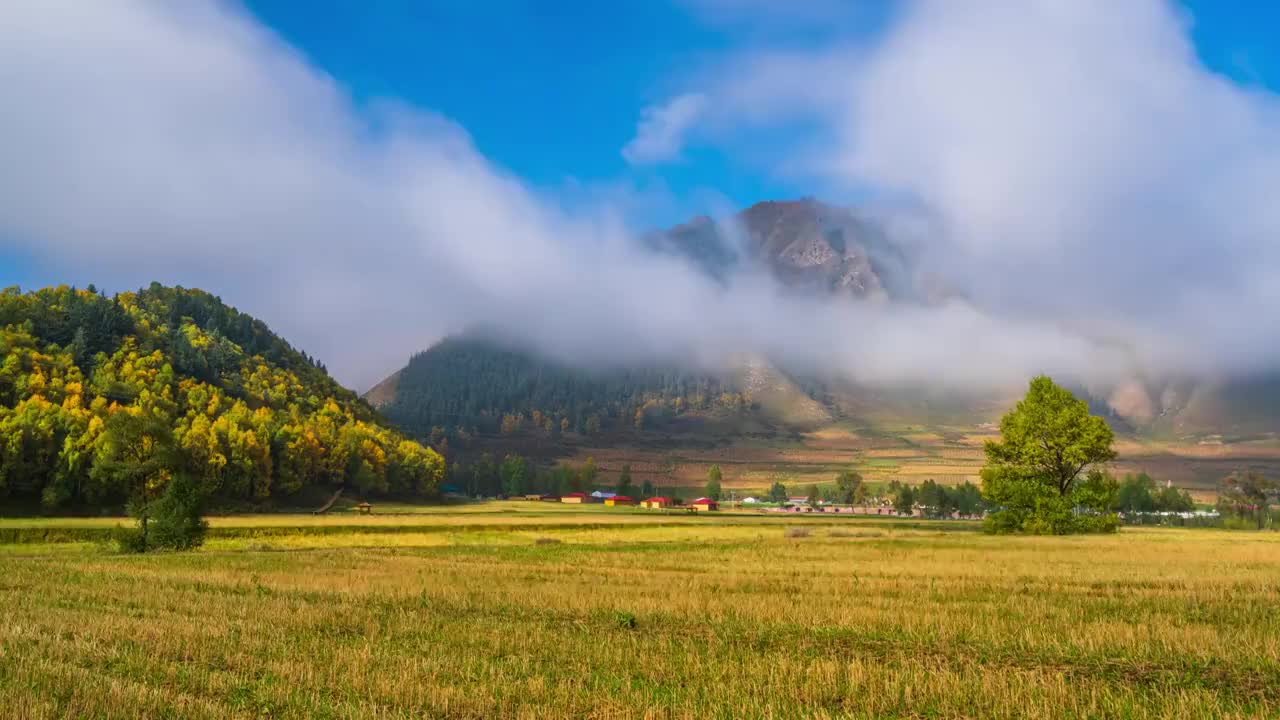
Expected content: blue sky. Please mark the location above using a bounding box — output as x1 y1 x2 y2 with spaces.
3 0 1277 292
239 0 895 210
244 0 1279 198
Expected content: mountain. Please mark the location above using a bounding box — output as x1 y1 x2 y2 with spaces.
376 335 742 437
0 284 443 512
370 199 1280 451
644 199 908 299
370 200 995 439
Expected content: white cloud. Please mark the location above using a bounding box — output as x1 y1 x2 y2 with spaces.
621 93 708 165
1 0 1272 400
675 0 1280 380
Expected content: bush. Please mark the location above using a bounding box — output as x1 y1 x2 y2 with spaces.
985 505 1118 536
114 525 148 553
983 509 1026 535
784 527 811 538
117 473 209 553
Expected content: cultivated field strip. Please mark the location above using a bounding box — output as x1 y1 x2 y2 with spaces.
1 522 1278 718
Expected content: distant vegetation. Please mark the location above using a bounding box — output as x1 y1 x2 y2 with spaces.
0 284 443 514
1216 471 1279 529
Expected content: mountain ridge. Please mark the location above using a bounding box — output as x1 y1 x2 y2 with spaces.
369 198 1280 443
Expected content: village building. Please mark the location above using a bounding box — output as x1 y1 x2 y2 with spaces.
690 497 719 512
590 490 616 500
560 492 591 504
641 497 673 509
605 495 635 507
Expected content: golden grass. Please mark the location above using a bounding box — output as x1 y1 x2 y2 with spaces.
3 515 1278 718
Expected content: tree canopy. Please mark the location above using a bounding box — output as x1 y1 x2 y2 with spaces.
0 284 444 512
981 376 1118 534
834 469 863 505
705 465 722 501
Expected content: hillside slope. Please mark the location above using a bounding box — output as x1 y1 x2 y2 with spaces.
377 336 741 437
0 284 443 511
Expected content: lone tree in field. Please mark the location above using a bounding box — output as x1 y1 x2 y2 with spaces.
835 469 863 505
94 407 208 553
981 376 1119 534
705 465 723 501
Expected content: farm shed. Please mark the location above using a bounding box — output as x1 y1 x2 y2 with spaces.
560 492 592 504
605 496 635 506
641 497 673 509
690 498 719 512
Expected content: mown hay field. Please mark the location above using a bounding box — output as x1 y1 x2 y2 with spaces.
1 511 1278 719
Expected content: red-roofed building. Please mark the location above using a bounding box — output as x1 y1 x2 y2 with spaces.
605 495 634 506
560 492 592 504
641 497 673 509
690 498 719 512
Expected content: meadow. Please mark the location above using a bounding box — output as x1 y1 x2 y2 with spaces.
2 506 1278 719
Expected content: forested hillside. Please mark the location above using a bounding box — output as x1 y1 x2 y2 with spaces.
377 337 749 437
0 284 443 512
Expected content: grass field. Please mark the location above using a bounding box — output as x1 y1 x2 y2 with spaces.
2 507 1278 718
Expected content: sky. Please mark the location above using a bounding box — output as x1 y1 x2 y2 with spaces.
2 0 1280 395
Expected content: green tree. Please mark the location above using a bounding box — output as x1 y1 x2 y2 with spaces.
473 453 499 496
145 472 209 551
768 481 787 504
981 376 1118 534
500 454 528 497
1217 472 1278 529
1157 485 1194 513
705 465 723 501
640 478 655 498
953 481 984 516
834 469 863 505
806 483 819 507
616 463 634 498
916 479 956 518
94 406 191 553
893 484 915 515
576 456 598 492
551 465 574 496
1113 473 1157 513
